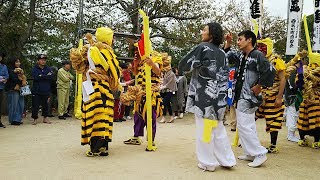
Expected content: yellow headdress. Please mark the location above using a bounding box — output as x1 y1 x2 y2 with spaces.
95 27 114 46
308 52 320 66
257 38 273 58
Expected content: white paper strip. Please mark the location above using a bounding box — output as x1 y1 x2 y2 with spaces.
313 0 320 51
286 0 303 55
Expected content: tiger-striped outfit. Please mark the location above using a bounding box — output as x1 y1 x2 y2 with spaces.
71 44 120 154
256 56 286 133
297 63 320 145
134 51 163 119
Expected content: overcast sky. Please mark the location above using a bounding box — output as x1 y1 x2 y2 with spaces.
236 0 314 18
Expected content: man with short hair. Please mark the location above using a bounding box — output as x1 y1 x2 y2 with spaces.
31 54 53 125
225 30 274 167
57 61 74 119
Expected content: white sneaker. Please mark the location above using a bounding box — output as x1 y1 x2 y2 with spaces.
238 155 254 161
197 163 215 172
287 135 300 142
179 113 184 119
126 116 132 120
159 117 166 123
173 116 178 120
248 154 267 167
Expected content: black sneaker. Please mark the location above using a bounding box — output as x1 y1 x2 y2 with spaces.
63 113 72 118
11 121 21 126
120 118 126 122
114 119 121 122
58 116 66 120
48 114 55 117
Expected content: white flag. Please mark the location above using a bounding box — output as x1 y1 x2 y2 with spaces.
286 0 303 55
313 0 320 51
250 0 263 38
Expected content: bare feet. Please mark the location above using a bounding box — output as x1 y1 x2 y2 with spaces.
43 118 52 124
32 119 37 125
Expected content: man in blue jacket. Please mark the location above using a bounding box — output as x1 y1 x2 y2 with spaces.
0 52 9 128
31 54 53 125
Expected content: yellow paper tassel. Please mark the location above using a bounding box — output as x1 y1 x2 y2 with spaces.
202 119 218 143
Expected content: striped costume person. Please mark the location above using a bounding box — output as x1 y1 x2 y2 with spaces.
256 38 286 153
70 27 121 157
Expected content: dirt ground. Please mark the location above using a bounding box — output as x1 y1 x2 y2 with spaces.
0 112 319 180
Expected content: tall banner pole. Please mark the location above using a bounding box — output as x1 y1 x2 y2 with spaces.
138 9 155 151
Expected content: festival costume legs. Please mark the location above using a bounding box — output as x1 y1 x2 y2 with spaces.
286 103 299 142
133 108 157 140
256 96 284 153
236 108 268 167
195 115 236 169
297 97 320 148
124 108 157 145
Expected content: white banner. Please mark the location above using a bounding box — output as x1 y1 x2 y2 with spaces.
286 0 303 55
250 0 263 38
313 0 320 51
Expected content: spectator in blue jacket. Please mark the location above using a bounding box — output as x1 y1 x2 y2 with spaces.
31 54 53 125
0 52 9 128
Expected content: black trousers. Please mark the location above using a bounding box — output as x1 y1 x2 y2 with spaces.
161 92 173 116
31 94 49 119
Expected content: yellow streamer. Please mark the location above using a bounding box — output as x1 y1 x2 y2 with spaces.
74 39 83 119
139 9 155 151
303 15 320 66
232 129 239 147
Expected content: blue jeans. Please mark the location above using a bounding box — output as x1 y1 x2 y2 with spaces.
7 91 24 123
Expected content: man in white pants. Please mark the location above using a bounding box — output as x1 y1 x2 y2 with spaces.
179 22 236 172
284 74 300 142
225 30 275 167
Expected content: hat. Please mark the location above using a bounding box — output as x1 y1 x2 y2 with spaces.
37 54 47 59
95 27 114 46
61 60 71 65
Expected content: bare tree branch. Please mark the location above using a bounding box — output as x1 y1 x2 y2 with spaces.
20 0 36 45
116 0 129 11
150 14 200 21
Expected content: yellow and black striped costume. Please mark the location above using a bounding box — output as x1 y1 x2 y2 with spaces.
297 63 320 132
70 43 120 146
256 56 286 133
135 51 163 119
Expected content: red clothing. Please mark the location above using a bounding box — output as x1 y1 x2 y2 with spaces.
114 99 125 120
122 69 131 82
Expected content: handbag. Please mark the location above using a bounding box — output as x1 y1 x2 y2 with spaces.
20 83 31 96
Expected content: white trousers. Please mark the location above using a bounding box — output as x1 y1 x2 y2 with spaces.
285 104 298 132
236 109 268 156
195 115 236 167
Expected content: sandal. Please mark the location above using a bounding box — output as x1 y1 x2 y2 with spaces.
123 137 142 145
167 118 174 123
86 150 94 157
